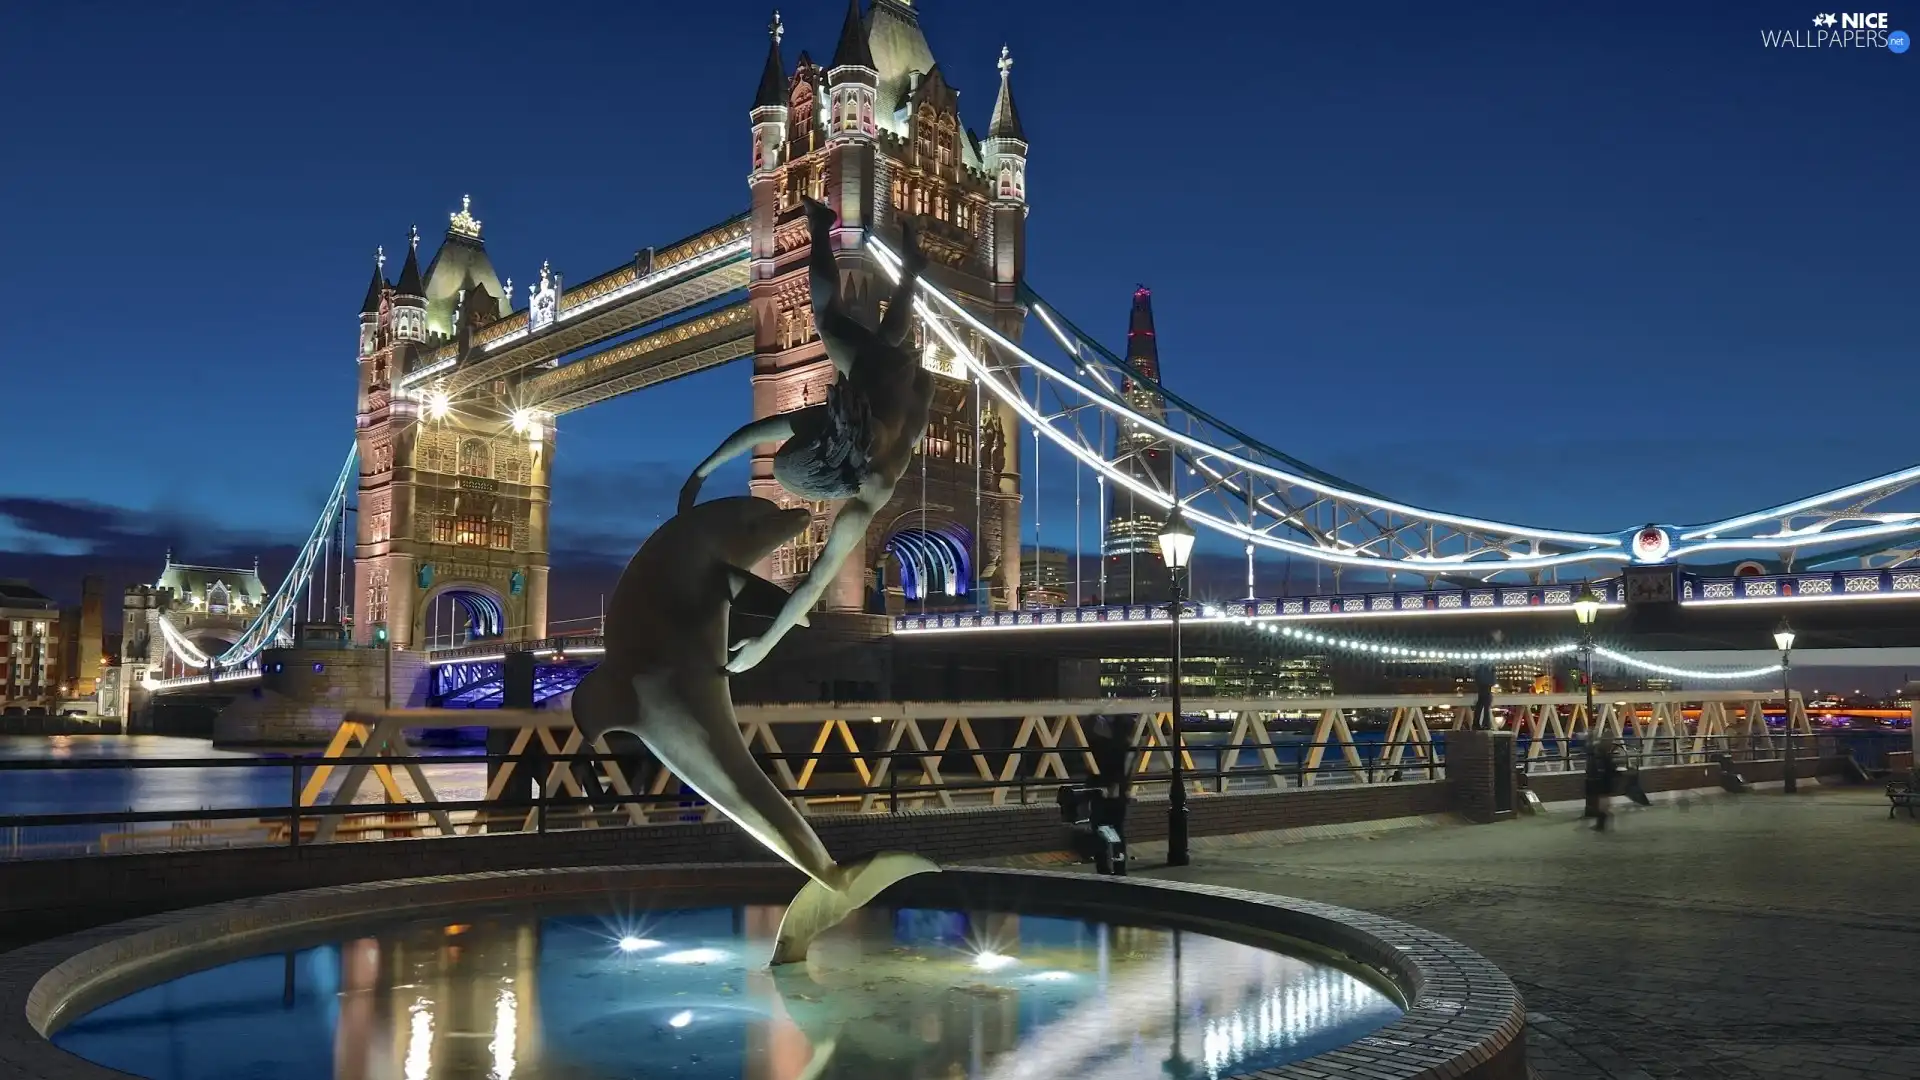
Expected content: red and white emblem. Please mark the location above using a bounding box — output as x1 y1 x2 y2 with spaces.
1632 527 1671 563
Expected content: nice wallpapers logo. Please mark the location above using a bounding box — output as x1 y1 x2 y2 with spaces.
1762 11 1910 50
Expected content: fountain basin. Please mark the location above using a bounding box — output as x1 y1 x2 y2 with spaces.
3 865 1524 1079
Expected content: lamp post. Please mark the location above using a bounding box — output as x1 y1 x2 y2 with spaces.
1573 583 1600 735
1157 508 1197 868
1774 619 1796 795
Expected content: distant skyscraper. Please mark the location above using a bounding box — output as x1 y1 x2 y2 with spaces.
1104 287 1175 605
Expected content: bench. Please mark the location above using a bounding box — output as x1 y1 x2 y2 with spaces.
1889 770 1919 820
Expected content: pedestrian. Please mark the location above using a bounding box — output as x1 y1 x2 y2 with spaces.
1584 734 1621 831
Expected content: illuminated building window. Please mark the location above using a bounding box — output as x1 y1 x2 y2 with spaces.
459 439 490 478
454 516 487 546
490 520 512 550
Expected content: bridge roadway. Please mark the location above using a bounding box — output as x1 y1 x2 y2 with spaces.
143 568 1920 699
412 567 1920 665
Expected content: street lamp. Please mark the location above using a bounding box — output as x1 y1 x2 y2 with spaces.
1573 582 1600 755
1774 619 1796 795
1157 508 1197 867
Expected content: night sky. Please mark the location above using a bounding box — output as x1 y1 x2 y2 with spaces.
0 1 1912 619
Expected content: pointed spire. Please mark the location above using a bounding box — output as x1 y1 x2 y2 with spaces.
360 248 387 314
831 0 874 70
394 229 425 298
755 10 787 108
1126 286 1161 383
989 44 1025 141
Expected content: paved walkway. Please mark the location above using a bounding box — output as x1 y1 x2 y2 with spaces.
1029 786 1920 1080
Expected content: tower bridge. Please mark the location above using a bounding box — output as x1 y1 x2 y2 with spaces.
125 0 1920 726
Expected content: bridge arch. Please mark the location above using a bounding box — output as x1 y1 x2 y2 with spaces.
417 581 507 650
882 523 974 604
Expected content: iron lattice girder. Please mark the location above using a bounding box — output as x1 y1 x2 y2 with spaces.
538 337 756 414
446 258 750 397
522 302 755 412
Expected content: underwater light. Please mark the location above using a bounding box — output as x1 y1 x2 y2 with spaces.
972 951 1016 972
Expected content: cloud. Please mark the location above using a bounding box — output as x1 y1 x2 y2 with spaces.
0 492 641 633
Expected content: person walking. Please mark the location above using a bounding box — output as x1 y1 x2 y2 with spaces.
1584 734 1622 831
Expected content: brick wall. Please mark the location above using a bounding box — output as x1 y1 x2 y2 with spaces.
0 781 1446 935
1447 730 1517 824
1524 754 1842 803
212 647 429 745
0 754 1841 945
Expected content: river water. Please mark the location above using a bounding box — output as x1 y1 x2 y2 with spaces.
0 735 489 860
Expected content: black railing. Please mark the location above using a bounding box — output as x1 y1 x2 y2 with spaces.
0 730 1852 861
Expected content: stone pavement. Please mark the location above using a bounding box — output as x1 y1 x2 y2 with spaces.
1024 786 1920 1080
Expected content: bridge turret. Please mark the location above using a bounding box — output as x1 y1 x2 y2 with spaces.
826 0 878 146
985 45 1027 207
985 44 1028 292
391 226 428 344
751 10 789 179
358 247 387 359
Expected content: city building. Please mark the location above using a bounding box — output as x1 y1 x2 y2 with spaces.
1101 650 1332 700
1 581 64 712
57 575 106 699
1103 287 1174 606
1018 547 1075 609
116 556 271 698
1493 662 1548 694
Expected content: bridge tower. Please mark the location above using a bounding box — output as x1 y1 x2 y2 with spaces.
747 0 1028 614
352 205 550 651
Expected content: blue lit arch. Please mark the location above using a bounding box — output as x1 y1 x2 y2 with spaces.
420 583 506 645
885 526 973 601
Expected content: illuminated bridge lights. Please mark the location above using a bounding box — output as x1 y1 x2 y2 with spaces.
868 237 1920 576
891 568 1920 636
436 664 593 708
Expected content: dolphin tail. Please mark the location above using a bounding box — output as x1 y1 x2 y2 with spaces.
570 663 637 745
794 1038 838 1080
770 852 941 966
727 565 808 628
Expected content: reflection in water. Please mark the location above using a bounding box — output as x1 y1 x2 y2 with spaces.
54 903 1402 1080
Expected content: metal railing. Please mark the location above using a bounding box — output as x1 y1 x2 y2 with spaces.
0 729 1854 862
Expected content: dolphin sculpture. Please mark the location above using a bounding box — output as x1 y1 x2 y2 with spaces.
570 495 938 964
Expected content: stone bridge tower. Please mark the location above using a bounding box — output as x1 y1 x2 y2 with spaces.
352 202 551 651
746 0 1028 615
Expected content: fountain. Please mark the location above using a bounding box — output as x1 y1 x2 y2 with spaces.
4 865 1527 1080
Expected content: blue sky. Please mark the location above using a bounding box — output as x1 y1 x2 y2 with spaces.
0 0 1912 614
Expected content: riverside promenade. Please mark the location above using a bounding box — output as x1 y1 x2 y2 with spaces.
1054 786 1918 1080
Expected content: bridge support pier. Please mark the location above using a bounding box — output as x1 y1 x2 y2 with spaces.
1448 730 1519 824
484 651 541 833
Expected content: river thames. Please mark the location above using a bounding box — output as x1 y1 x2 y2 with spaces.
0 735 489 859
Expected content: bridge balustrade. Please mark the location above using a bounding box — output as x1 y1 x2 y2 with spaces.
0 690 1837 860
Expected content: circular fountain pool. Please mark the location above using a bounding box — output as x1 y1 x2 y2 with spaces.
10 867 1526 1080
52 902 1398 1080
